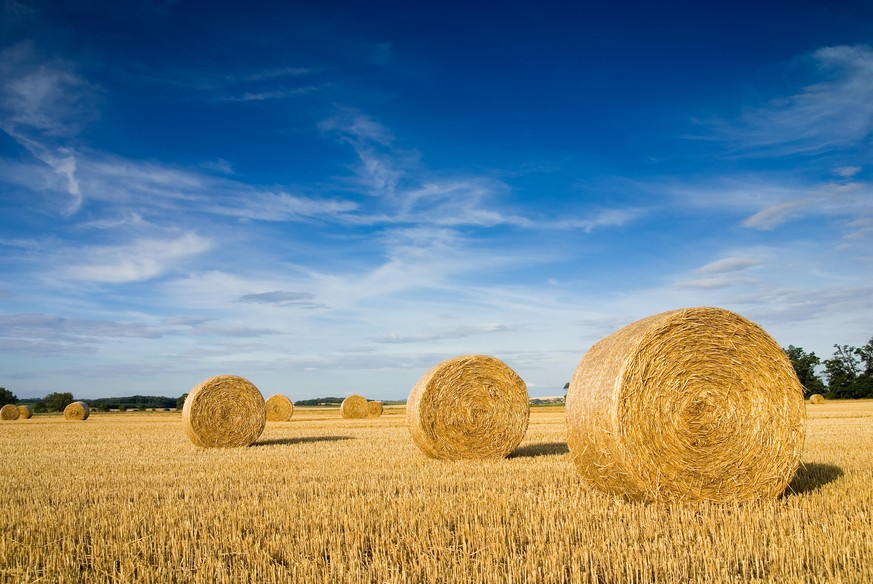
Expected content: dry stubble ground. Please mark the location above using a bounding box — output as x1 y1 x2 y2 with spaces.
1 401 871 583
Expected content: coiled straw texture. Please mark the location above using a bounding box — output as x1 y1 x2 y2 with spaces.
368 401 384 417
18 405 33 419
407 354 529 460
566 307 805 502
182 375 266 448
809 394 825 404
266 394 294 421
341 395 370 419
63 401 90 421
1 404 20 421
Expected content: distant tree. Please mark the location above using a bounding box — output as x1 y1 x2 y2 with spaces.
33 401 47 413
137 403 146 412
42 392 74 412
822 342 873 399
0 387 17 406
784 346 826 396
177 393 188 410
118 404 128 412
98 402 111 413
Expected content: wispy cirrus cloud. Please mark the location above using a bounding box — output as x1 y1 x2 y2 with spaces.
370 323 520 344
720 44 873 156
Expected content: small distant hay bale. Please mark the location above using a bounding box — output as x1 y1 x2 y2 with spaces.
1 404 20 421
809 394 825 404
182 375 266 448
368 401 384 417
266 394 294 421
407 354 529 460
341 394 370 419
18 405 33 419
63 401 90 421
566 307 806 503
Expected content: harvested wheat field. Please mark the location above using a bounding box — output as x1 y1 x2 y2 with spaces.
1 402 871 583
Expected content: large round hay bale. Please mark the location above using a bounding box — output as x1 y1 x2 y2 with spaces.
368 401 384 417
17 405 33 419
182 375 266 447
809 393 825 404
265 394 294 421
63 401 90 421
1 404 20 421
340 394 369 419
566 306 805 503
407 354 529 460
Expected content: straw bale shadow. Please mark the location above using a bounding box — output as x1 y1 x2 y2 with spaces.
509 442 569 458
253 435 353 447
783 462 844 496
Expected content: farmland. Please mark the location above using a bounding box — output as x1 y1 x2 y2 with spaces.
1 402 871 583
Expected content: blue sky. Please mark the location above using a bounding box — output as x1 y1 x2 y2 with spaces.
2 1 872 400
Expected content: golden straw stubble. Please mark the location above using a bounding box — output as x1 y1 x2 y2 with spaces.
341 395 369 419
407 354 530 460
63 401 90 421
1 404 20 421
567 306 806 503
368 401 384 417
17 405 33 419
182 375 266 447
265 394 294 421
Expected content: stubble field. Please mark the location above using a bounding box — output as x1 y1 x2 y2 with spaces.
1 401 871 583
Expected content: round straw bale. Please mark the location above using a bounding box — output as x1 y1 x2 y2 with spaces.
809 393 825 404
182 375 266 447
341 394 369 419
1 404 20 421
566 306 805 503
18 405 33 419
63 401 90 421
265 394 294 421
368 400 384 417
407 354 529 460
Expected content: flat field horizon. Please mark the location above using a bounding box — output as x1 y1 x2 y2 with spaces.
2 402 871 582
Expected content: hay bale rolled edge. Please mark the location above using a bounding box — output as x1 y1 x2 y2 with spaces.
809 393 825 404
368 400 384 417
341 394 370 419
566 306 806 503
17 405 33 419
1 404 20 421
182 375 266 447
406 354 530 460
63 401 90 421
265 394 294 421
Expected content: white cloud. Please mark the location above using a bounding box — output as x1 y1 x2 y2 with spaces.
65 233 212 283
697 257 761 274
723 44 873 156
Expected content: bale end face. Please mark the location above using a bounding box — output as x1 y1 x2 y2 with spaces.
17 405 33 419
566 306 806 503
368 401 384 417
63 401 90 421
182 375 266 447
407 354 530 460
809 394 825 404
341 395 369 419
1 404 20 421
266 394 294 421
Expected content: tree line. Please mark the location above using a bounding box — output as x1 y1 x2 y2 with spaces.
786 337 873 399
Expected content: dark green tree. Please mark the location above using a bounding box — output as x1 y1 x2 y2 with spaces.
176 393 188 410
0 387 18 406
784 346 826 396
42 392 74 412
98 402 111 413
824 345 861 399
853 337 873 397
33 401 47 413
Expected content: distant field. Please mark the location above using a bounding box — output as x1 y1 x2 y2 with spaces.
1 402 871 582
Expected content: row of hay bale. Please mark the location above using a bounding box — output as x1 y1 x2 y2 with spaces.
182 377 385 448
178 306 808 504
402 306 806 503
1 402 91 421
